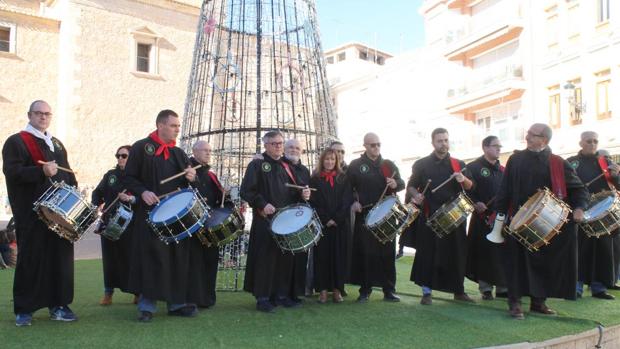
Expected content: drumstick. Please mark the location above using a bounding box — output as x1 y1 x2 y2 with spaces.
160 164 202 185
585 170 608 187
431 167 467 194
37 160 76 174
101 190 127 215
157 188 181 200
378 172 397 203
285 183 317 191
485 196 496 207
412 179 432 206
220 190 226 208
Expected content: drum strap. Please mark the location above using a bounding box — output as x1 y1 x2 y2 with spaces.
381 160 395 195
549 154 567 200
597 156 615 190
450 157 463 189
280 161 297 185
207 171 224 192
19 131 46 165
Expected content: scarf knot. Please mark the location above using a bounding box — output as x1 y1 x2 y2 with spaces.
149 131 176 160
320 170 337 188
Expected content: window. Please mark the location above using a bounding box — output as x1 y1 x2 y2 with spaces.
326 56 334 64
597 0 610 23
337 52 346 62
376 56 385 65
566 2 580 40
570 85 583 125
0 24 16 54
545 6 559 51
136 43 151 73
359 51 368 60
595 70 611 119
548 86 561 128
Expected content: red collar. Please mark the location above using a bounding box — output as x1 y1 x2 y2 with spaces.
320 170 337 188
149 131 176 160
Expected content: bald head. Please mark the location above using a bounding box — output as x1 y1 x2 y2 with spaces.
579 130 599 155
27 100 53 133
192 140 212 165
363 132 381 160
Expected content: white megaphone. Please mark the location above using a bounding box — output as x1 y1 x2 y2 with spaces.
486 213 506 244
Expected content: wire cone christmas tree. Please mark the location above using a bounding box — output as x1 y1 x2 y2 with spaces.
181 0 337 197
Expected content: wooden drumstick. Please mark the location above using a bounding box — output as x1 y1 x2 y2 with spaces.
101 190 128 215
431 167 467 194
585 170 608 187
220 189 226 208
160 164 202 185
485 196 496 207
37 160 76 174
157 188 181 200
378 172 397 203
285 183 317 191
412 179 432 206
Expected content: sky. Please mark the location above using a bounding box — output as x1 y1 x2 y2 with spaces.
315 0 426 55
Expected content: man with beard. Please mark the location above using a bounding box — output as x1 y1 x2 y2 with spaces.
347 132 404 303
124 109 209 322
568 131 620 300
3 100 78 326
408 128 474 305
494 123 588 319
465 136 507 300
241 131 311 312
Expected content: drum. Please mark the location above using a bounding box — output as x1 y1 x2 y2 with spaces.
33 181 98 242
365 196 418 244
100 204 133 241
270 204 322 253
197 206 244 247
506 188 571 252
147 188 210 245
580 190 620 238
426 192 474 238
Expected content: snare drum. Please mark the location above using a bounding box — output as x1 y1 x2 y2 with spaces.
365 196 418 244
270 204 322 253
147 188 210 244
506 188 571 252
580 190 620 238
197 206 244 247
426 192 474 238
100 204 133 241
34 181 98 242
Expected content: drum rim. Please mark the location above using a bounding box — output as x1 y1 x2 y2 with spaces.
584 190 618 222
270 203 314 235
148 188 197 225
365 196 399 227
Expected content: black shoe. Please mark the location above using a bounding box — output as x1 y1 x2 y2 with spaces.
168 305 198 317
356 294 370 303
275 297 302 308
137 311 153 322
383 292 401 302
481 291 493 300
495 291 508 298
291 297 303 305
593 292 615 300
256 300 276 313
610 284 620 290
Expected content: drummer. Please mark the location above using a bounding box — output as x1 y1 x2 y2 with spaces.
346 132 404 303
240 131 311 313
91 145 137 306
2 100 78 326
494 123 588 319
124 109 211 322
190 140 229 308
567 131 620 300
407 128 474 305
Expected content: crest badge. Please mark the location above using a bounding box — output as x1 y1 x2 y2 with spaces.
261 162 272 172
145 143 156 156
480 168 491 177
360 164 369 174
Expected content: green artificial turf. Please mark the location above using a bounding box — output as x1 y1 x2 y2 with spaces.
1 256 619 348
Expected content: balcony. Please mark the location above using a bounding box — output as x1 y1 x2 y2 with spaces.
420 0 447 14
446 63 525 114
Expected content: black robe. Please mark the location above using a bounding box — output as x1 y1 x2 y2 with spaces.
3 133 76 314
346 153 405 292
240 153 305 299
409 152 470 294
465 156 507 287
123 136 211 305
190 157 223 307
567 152 620 288
496 148 588 300
91 167 135 293
309 173 351 292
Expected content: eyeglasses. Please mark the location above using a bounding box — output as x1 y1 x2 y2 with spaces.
527 131 545 138
115 154 128 159
335 150 345 154
365 143 381 148
30 111 53 117
585 139 599 144
487 144 503 149
269 141 284 146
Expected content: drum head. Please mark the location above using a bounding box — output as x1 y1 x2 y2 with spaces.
585 195 615 221
150 190 194 224
205 207 233 228
366 197 397 226
271 205 313 235
509 190 545 230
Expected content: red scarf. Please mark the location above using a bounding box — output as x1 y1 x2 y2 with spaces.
549 154 567 199
19 131 46 165
207 170 224 192
149 131 175 160
320 170 337 188
597 156 615 190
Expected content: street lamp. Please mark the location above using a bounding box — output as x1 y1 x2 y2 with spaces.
563 81 586 122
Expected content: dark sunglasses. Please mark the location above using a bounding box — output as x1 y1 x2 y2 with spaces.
366 142 381 148
335 150 345 154
115 153 128 159
585 139 599 144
